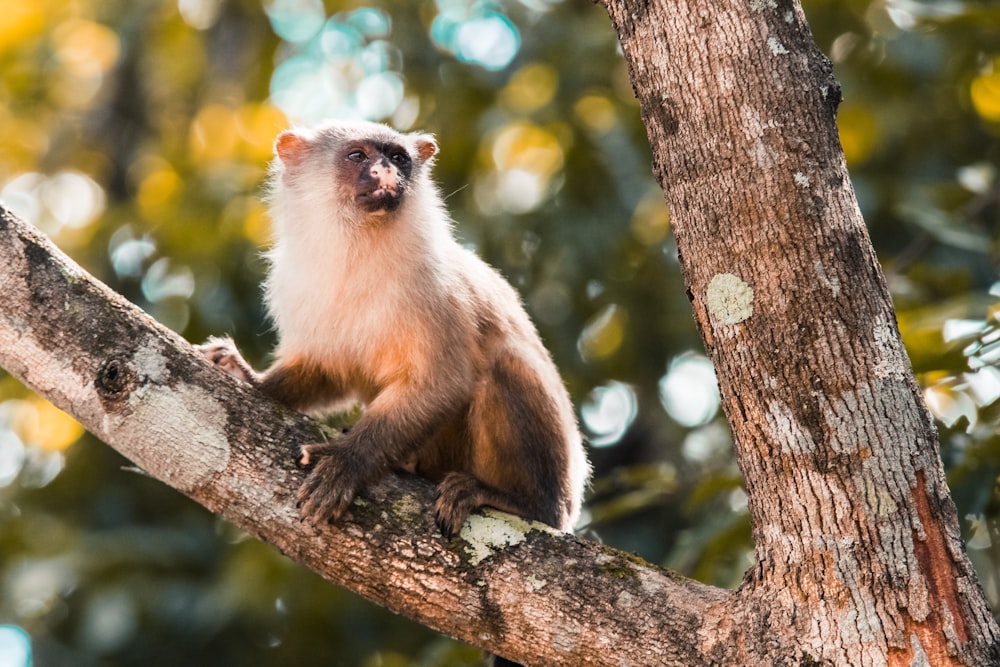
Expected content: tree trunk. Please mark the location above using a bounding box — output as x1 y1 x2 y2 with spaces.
599 0 1000 664
0 1 998 665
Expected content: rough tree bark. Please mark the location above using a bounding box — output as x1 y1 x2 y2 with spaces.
0 2 997 667
599 0 1000 664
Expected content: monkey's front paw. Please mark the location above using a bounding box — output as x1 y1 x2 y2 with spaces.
434 472 482 539
197 336 255 383
296 448 373 525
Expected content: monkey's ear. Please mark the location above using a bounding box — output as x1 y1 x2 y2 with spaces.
413 134 438 162
275 131 310 165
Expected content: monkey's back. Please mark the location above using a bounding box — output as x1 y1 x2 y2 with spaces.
412 244 590 530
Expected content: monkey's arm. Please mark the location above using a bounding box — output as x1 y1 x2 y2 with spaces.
198 336 346 413
296 381 455 523
199 336 449 523
198 336 258 383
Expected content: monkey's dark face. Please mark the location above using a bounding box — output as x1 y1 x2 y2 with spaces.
340 141 414 214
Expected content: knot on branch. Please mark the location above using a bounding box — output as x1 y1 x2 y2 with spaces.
95 358 137 400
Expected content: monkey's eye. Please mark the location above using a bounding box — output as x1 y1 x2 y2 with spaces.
389 151 410 165
347 150 366 163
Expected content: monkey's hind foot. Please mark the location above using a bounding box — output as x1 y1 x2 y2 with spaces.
434 472 531 539
197 336 256 384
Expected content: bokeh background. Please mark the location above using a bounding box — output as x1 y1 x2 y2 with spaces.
0 0 998 665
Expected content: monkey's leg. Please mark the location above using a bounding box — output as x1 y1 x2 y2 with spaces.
434 353 569 537
434 471 547 538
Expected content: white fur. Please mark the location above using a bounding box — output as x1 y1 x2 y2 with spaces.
263 124 455 380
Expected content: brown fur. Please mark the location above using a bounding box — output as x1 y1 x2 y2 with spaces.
200 120 590 538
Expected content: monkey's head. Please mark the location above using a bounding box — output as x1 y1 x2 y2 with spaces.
272 120 438 219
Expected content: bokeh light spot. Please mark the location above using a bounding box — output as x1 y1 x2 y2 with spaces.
659 353 720 427
109 225 157 279
630 190 670 246
142 258 196 303
236 103 288 163
178 0 223 30
356 72 405 120
0 6 44 55
924 384 977 431
0 626 31 667
492 123 564 175
0 430 25 487
581 381 638 447
269 8 400 124
1 171 106 236
431 3 521 72
502 63 558 113
265 0 325 43
50 19 121 109
455 15 520 70
682 422 730 464
54 19 120 71
344 7 391 38
578 304 627 362
190 104 240 163
837 102 878 166
476 122 565 214
17 398 84 452
574 93 618 133
529 280 572 326
137 167 181 219
956 162 996 194
970 63 1000 123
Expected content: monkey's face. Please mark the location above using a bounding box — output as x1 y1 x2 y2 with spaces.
339 142 414 214
272 121 438 223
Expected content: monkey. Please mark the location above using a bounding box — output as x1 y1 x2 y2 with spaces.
199 120 591 541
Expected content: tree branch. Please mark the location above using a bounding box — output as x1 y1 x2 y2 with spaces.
0 205 725 665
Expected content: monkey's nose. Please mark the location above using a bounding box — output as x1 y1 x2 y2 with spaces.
369 163 398 187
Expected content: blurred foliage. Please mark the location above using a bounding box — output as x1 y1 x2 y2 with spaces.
0 0 999 665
